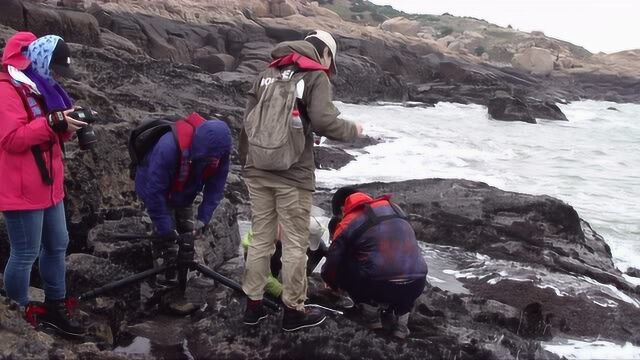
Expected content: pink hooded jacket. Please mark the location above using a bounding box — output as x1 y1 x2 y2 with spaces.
0 32 68 211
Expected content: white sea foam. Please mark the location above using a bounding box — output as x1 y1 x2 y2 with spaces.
544 339 640 359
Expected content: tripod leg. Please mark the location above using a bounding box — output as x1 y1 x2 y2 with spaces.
78 264 172 301
194 263 280 311
178 266 188 293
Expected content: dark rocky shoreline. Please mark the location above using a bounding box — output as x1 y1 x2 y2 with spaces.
1 1 640 359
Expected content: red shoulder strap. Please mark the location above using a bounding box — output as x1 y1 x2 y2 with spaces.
171 112 207 193
0 72 37 121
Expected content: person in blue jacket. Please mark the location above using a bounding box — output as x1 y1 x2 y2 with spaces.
134 116 231 313
322 187 427 339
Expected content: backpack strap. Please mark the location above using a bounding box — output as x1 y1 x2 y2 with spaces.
171 112 207 193
0 72 54 185
347 199 408 243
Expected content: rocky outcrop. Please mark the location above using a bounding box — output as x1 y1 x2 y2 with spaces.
488 91 536 123
628 267 640 278
0 0 25 31
314 146 355 170
316 179 633 294
0 294 151 360
381 17 421 37
323 134 384 150
19 1 102 46
270 0 298 18
15 0 640 122
512 47 554 76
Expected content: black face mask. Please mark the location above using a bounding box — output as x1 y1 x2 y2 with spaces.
50 40 75 79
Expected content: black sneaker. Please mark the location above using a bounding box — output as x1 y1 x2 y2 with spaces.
39 298 85 337
282 305 326 332
243 299 268 325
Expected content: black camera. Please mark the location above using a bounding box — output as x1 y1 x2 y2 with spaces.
68 108 99 150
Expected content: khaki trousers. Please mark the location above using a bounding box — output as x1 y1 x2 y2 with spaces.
242 176 312 311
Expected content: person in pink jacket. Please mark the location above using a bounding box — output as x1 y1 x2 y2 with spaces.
0 32 86 336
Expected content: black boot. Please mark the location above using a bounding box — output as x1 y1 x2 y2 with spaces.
243 299 268 325
282 305 326 332
40 298 85 337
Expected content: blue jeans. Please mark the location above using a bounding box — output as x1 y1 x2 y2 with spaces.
2 202 69 306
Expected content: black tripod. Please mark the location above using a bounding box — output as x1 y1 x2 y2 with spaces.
76 233 280 311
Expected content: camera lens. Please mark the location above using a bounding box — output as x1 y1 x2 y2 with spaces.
77 125 98 150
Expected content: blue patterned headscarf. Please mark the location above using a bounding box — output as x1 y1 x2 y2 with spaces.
26 35 61 82
22 35 73 112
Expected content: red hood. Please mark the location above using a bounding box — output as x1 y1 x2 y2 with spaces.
1 32 36 71
343 192 392 215
269 52 329 74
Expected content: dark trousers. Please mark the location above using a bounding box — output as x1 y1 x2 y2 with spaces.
342 275 426 315
270 241 327 278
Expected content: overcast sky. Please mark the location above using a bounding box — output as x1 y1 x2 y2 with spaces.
370 0 638 54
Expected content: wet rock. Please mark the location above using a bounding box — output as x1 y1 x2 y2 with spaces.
23 1 101 46
332 52 406 103
64 124 140 254
608 107 620 111
323 135 383 150
212 71 255 93
86 216 153 273
0 0 25 31
465 276 640 345
66 254 133 295
314 146 356 170
125 316 190 346
224 171 249 206
528 100 568 121
0 296 54 360
0 294 135 360
488 91 536 123
628 267 640 278
193 51 236 74
100 29 143 55
196 199 241 270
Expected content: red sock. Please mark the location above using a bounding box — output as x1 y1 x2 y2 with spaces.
248 299 262 309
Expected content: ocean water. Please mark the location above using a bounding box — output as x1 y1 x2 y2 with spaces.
317 100 640 274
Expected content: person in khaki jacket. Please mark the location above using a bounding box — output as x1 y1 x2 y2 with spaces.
240 30 362 331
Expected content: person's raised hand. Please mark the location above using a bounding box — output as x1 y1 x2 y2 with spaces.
63 109 87 133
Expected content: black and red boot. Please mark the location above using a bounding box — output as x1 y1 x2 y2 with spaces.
38 298 85 337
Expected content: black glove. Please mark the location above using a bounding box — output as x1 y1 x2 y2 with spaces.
46 111 68 133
